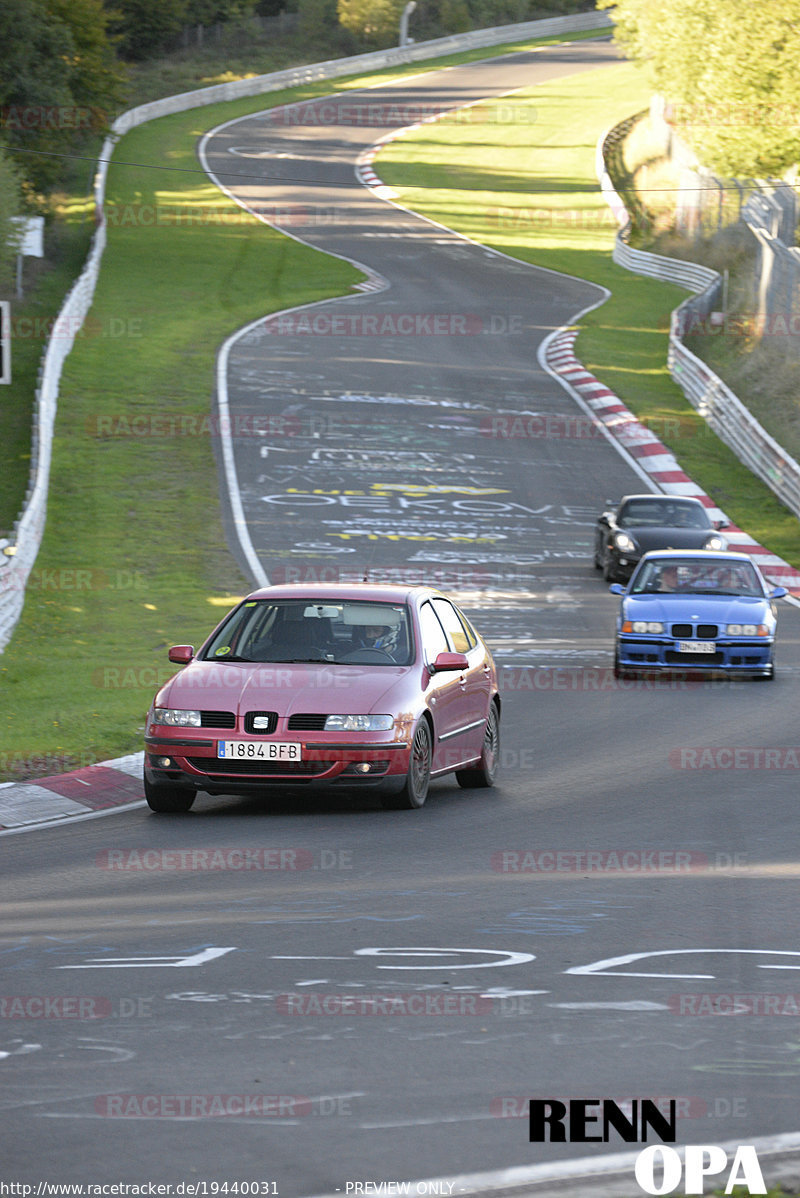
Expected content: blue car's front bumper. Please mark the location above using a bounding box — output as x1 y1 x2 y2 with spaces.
615 635 774 675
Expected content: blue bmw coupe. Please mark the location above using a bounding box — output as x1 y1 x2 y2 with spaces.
610 550 787 679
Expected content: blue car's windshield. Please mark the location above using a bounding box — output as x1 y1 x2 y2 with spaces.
631 559 762 596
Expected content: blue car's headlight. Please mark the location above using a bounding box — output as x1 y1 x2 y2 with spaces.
726 624 768 636
622 621 665 634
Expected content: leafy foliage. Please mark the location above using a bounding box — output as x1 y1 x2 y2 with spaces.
598 0 800 176
0 147 24 286
109 0 258 59
337 0 406 41
0 0 124 194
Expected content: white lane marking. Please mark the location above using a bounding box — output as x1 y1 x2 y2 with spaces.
566 948 800 979
547 1001 669 1011
58 947 236 970
354 947 536 969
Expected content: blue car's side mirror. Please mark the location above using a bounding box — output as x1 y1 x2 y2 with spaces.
609 583 626 596
770 586 788 599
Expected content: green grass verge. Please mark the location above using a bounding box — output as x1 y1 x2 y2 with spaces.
375 61 800 568
0 193 96 533
0 31 608 781
0 24 603 536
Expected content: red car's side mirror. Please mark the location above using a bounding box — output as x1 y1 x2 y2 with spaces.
431 651 469 673
168 645 194 664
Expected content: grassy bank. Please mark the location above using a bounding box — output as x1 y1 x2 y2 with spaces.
0 188 96 533
0 30 606 781
375 61 800 565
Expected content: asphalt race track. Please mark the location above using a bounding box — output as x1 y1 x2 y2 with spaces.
4 36 800 1197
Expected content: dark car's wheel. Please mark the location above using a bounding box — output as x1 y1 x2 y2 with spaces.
144 774 196 813
382 719 432 810
603 553 620 583
456 704 500 789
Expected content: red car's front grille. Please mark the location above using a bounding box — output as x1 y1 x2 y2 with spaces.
185 757 334 777
200 711 236 728
287 713 329 731
244 711 278 734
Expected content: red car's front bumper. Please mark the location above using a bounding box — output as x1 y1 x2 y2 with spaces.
144 725 412 795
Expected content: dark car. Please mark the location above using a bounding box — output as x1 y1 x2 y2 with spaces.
594 494 727 582
143 583 500 813
610 550 786 679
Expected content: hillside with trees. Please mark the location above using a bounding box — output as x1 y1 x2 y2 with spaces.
598 0 800 177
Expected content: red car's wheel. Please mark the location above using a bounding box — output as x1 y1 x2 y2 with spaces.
383 719 432 810
456 703 500 789
144 773 196 813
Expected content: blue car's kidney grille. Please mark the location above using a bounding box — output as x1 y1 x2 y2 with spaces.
670 623 719 639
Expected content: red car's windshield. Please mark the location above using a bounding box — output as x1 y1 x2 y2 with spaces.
201 599 413 666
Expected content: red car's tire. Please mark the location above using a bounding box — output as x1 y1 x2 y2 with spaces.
456 704 500 789
382 719 432 810
144 773 196 813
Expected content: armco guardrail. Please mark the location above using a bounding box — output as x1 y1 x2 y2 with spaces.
0 10 611 652
596 118 800 523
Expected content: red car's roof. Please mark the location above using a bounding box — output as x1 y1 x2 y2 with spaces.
244 582 436 603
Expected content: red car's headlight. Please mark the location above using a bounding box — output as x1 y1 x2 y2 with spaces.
324 715 394 731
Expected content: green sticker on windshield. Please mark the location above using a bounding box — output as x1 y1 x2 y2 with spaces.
215 646 231 656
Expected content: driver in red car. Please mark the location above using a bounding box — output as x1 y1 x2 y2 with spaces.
363 624 393 650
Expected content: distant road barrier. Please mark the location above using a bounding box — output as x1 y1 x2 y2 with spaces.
0 9 611 652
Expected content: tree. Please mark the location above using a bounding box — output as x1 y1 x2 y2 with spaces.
0 147 24 287
108 0 188 59
337 0 406 42
0 0 124 194
598 0 800 176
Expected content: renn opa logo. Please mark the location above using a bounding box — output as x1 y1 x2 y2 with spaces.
528 1100 766 1195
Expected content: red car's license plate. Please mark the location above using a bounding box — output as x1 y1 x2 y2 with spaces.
217 741 302 761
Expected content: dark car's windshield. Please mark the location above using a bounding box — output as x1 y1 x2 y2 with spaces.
618 500 711 530
201 599 413 666
631 558 763 596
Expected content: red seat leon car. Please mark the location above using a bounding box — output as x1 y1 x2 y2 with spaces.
144 584 500 812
